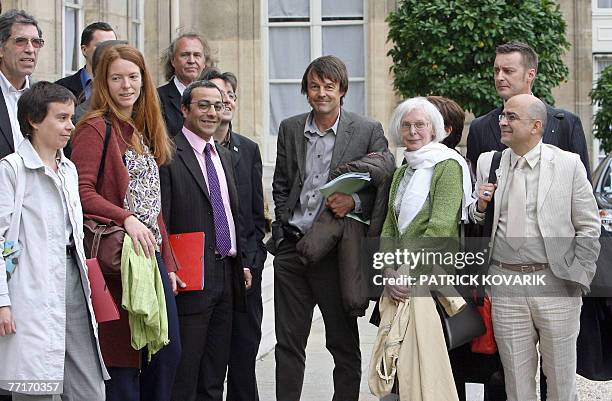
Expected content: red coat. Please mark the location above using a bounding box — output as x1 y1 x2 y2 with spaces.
71 115 177 368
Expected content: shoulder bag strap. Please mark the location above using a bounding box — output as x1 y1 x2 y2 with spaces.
96 115 113 185
98 115 135 213
482 151 502 239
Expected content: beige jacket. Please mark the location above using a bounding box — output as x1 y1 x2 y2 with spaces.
369 284 460 401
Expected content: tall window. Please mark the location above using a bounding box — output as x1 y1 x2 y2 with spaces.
598 0 612 9
593 56 612 164
63 0 83 75
129 0 144 51
262 0 366 162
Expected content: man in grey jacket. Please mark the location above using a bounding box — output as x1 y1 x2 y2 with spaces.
270 55 391 401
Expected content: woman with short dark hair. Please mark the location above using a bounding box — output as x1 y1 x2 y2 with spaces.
0 81 108 401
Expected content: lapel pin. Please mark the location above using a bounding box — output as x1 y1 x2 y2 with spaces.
233 146 238 152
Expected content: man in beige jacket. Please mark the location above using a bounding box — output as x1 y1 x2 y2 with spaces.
470 94 600 401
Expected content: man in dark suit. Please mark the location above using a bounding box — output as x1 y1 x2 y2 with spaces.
55 22 116 103
158 33 212 137
270 56 391 401
0 9 43 159
160 80 250 401
467 41 590 180
466 41 591 401
200 68 267 401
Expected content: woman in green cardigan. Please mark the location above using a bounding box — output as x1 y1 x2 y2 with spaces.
381 97 474 301
369 98 475 401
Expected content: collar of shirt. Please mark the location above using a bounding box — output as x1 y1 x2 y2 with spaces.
173 76 187 96
79 67 92 97
0 70 30 94
303 110 340 137
509 141 541 169
220 128 232 148
182 126 216 156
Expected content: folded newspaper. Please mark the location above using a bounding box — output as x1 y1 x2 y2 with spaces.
319 172 371 224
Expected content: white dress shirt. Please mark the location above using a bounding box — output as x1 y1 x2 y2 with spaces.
0 71 30 149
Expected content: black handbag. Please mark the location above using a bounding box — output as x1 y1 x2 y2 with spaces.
434 295 485 350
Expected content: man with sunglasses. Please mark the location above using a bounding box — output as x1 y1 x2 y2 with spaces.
0 9 43 159
466 42 590 181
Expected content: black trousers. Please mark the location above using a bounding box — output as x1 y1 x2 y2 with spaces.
171 258 234 401
274 239 361 401
226 267 264 401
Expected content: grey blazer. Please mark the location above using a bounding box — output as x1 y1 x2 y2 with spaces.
271 109 390 247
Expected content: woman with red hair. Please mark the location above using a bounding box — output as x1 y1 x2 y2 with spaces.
71 43 180 401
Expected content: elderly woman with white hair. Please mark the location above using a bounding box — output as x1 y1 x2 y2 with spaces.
369 97 474 401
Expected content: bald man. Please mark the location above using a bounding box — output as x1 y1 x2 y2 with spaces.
469 94 601 401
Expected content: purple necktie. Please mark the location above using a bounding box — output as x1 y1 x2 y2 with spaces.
204 143 232 256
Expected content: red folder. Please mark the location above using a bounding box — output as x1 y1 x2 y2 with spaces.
86 258 120 323
169 232 205 291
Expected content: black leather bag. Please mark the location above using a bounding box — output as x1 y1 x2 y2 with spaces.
435 295 485 350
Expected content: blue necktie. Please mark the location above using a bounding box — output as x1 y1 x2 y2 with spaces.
203 143 232 256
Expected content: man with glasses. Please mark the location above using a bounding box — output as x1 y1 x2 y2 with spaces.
200 68 266 401
0 9 43 159
466 42 590 180
159 80 251 401
470 94 600 401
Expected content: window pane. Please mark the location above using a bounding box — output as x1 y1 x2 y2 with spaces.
132 0 141 19
322 0 363 17
269 27 310 79
322 25 364 77
64 7 79 72
343 81 364 115
268 0 309 18
269 83 309 135
132 24 140 48
598 0 612 8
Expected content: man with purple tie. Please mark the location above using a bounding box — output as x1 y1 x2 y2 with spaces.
160 80 251 401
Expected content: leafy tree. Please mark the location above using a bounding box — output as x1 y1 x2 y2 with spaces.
387 0 570 117
591 66 612 153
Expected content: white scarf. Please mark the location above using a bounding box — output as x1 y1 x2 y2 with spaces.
397 142 475 234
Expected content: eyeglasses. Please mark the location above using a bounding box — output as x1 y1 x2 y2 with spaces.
225 92 237 102
8 36 44 48
190 101 225 112
498 112 537 123
400 121 430 132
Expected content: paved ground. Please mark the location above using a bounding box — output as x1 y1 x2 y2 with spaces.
256 306 378 401
255 305 612 401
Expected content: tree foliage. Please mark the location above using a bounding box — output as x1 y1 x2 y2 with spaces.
387 0 570 117
591 66 612 153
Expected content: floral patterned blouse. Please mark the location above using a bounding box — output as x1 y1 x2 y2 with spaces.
123 137 162 248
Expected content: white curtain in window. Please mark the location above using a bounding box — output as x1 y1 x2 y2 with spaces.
64 7 78 72
322 25 364 77
269 0 309 18
269 83 310 135
343 81 365 115
269 27 311 79
599 0 612 8
322 0 363 17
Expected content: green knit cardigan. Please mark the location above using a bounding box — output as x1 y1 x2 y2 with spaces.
381 159 463 240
